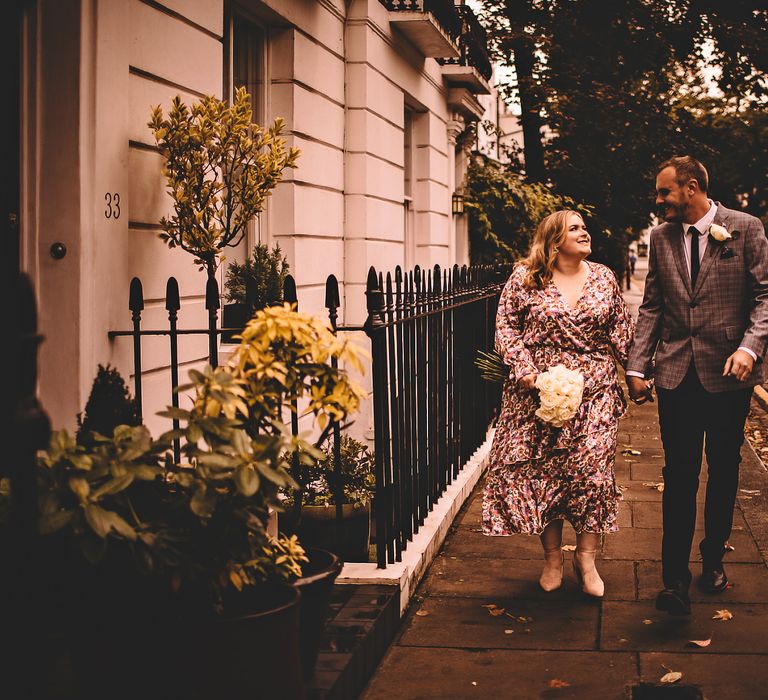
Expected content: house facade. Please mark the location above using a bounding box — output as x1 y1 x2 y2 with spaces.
11 0 496 429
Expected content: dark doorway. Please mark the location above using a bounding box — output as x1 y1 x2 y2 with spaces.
1 1 26 278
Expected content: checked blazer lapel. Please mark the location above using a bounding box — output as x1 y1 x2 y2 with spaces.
669 225 694 298
692 205 732 298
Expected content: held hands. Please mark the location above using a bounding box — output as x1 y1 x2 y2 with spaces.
519 373 539 391
627 376 654 405
723 349 754 382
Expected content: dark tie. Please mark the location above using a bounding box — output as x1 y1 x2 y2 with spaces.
689 226 700 286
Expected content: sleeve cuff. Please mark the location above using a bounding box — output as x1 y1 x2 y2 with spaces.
625 370 645 379
738 346 758 362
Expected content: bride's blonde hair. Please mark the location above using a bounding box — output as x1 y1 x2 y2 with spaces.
522 209 582 289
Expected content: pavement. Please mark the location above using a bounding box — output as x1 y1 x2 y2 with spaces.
360 259 768 699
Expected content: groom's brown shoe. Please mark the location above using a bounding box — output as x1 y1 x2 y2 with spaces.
655 584 691 616
699 565 728 594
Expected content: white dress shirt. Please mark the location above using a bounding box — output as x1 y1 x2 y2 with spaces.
627 200 755 380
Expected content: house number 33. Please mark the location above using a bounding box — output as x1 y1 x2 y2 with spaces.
104 192 121 219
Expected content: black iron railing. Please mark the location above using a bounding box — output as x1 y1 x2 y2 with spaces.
438 4 493 81
379 0 462 39
363 263 508 566
109 263 509 567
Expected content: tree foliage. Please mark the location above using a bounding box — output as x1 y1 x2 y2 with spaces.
224 242 290 308
148 87 300 278
477 0 767 270
465 154 587 264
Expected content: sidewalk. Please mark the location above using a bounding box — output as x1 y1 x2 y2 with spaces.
361 261 768 699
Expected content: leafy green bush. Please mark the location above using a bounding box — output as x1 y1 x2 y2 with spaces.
465 154 591 265
283 435 375 508
224 242 289 309
76 365 140 449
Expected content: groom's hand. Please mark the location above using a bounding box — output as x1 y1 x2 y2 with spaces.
723 349 755 382
627 376 654 404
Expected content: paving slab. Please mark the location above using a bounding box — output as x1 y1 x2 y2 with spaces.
602 526 761 562
631 500 748 531
441 530 578 559
397 596 601 651
421 555 636 601
636 561 768 603
638 652 768 700
601 601 768 654
362 648 638 700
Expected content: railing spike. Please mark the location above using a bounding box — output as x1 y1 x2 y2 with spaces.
129 277 144 312
165 277 180 312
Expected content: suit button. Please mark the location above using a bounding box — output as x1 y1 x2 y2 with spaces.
690 301 698 308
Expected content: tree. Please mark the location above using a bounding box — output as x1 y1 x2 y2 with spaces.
479 0 767 271
148 88 299 279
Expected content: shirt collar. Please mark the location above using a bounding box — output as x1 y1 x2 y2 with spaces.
685 200 717 236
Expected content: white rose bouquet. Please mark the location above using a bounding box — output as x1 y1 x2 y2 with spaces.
534 365 584 427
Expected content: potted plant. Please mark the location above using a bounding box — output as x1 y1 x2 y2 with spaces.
282 435 375 563
21 305 366 694
148 87 299 281
76 364 140 447
34 364 309 698
227 303 368 680
222 242 290 342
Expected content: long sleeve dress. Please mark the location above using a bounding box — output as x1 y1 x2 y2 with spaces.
482 261 635 536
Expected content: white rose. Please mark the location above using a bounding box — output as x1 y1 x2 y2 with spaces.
709 223 732 242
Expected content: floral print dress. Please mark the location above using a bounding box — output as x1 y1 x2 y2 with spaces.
482 261 635 536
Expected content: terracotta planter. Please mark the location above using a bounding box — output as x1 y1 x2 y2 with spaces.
294 547 343 680
296 502 371 563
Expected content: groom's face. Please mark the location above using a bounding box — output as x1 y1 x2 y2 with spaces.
655 166 691 223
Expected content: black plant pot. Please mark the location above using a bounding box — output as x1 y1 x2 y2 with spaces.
298 503 371 562
221 303 247 343
293 547 343 681
203 583 305 699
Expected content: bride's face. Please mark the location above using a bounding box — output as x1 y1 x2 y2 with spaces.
557 214 591 259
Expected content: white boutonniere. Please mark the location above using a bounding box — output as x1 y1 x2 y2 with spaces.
709 223 732 242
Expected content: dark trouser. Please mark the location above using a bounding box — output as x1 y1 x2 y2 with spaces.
656 364 752 588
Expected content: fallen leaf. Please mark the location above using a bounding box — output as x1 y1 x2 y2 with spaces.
713 609 733 621
660 671 683 684
642 619 653 625
643 482 665 491
415 610 430 617
548 679 571 688
504 629 514 634
618 638 628 643
481 604 498 609
561 544 576 551
488 607 506 617
725 542 735 552
622 449 642 456
686 637 712 648
652 455 663 458
471 681 477 686
740 489 761 495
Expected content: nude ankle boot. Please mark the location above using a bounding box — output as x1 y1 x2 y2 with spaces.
539 547 564 592
573 549 604 598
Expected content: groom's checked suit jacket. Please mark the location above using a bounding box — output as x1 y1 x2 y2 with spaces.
627 203 768 392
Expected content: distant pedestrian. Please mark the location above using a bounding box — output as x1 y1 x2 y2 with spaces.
629 252 637 275
483 210 635 598
627 156 768 616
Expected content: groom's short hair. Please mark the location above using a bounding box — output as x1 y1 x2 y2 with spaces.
657 156 709 193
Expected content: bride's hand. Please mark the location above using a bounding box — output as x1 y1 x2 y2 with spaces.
518 373 538 391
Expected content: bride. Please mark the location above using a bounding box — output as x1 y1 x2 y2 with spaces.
482 210 635 597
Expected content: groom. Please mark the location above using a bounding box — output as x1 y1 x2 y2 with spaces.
627 156 768 616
